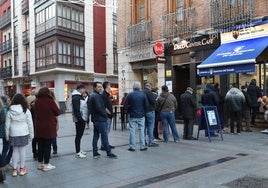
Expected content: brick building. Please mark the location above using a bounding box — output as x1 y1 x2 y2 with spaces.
117 0 268 118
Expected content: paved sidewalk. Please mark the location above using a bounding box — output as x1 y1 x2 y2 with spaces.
1 113 268 188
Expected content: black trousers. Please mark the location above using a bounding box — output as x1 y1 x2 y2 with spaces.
75 121 85 153
37 138 53 164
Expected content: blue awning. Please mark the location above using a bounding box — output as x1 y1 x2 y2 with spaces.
197 36 268 76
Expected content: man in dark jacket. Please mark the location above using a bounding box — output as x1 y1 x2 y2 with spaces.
100 81 115 150
241 85 252 132
72 84 87 158
225 83 245 134
246 79 262 127
180 87 196 140
90 82 117 159
124 82 148 151
143 83 159 147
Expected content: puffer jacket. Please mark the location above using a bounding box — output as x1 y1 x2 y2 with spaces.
225 88 245 112
5 104 34 140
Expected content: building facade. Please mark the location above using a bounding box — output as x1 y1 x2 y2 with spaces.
0 0 118 112
117 0 268 118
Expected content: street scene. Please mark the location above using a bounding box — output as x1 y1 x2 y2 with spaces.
1 113 268 188
1 0 268 187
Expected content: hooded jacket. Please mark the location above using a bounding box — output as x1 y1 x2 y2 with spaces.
201 84 219 107
5 104 34 140
225 87 245 112
72 90 88 122
247 82 262 107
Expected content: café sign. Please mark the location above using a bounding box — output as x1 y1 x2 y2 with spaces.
174 37 216 51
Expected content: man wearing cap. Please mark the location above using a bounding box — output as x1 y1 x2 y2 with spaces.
180 87 197 140
72 84 88 158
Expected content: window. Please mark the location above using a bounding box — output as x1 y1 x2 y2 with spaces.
177 0 183 21
132 0 149 24
74 44 84 66
36 41 56 68
57 4 84 32
58 41 71 64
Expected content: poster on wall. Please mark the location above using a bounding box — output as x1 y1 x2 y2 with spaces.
166 81 172 92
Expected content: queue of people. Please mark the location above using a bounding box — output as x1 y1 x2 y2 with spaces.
0 79 265 179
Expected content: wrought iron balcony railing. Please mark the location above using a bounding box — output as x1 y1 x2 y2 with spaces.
23 30 29 45
0 40 12 55
126 21 152 47
22 0 29 15
0 66 12 79
23 61 30 76
162 7 196 39
0 10 11 30
210 0 254 32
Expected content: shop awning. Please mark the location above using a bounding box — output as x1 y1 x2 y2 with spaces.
197 36 268 76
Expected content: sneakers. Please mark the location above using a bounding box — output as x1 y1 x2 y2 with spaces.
12 169 18 177
107 153 117 159
42 164 56 172
93 153 101 159
19 167 28 176
80 151 87 155
37 163 44 170
140 148 148 151
148 143 159 147
128 148 135 152
76 151 86 158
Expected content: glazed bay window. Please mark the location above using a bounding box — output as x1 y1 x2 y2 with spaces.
74 44 84 66
58 41 71 64
36 41 56 68
58 4 84 33
36 3 56 35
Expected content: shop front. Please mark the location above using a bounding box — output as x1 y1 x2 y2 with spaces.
197 21 268 96
172 34 221 118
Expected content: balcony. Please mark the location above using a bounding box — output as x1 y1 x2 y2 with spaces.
0 10 11 30
23 30 29 45
126 21 152 47
210 0 254 32
22 0 29 15
162 8 195 40
0 40 12 55
23 61 30 76
0 66 12 79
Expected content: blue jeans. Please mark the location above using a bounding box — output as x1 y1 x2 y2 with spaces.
92 121 111 155
129 117 146 149
2 137 13 166
160 111 179 142
145 111 155 144
106 118 112 135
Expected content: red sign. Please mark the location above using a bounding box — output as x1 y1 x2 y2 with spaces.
153 42 164 56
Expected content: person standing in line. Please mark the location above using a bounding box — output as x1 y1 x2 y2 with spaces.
34 87 61 172
90 82 117 159
72 84 88 158
0 95 13 171
83 91 90 129
101 81 115 150
241 85 252 132
180 87 197 140
152 87 162 141
124 82 148 151
5 94 34 176
225 83 245 135
143 83 159 147
156 85 179 143
50 91 59 155
246 79 262 127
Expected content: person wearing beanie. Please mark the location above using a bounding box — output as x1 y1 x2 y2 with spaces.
180 87 197 140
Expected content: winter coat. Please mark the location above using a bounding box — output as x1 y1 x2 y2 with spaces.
101 90 113 119
72 90 88 122
90 91 108 122
124 89 148 118
143 88 156 112
5 104 34 140
34 95 61 139
180 91 196 119
0 108 5 138
247 83 262 107
156 92 177 113
201 84 219 108
225 88 245 112
242 90 251 111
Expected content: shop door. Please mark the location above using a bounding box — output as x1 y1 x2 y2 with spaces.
174 65 190 119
